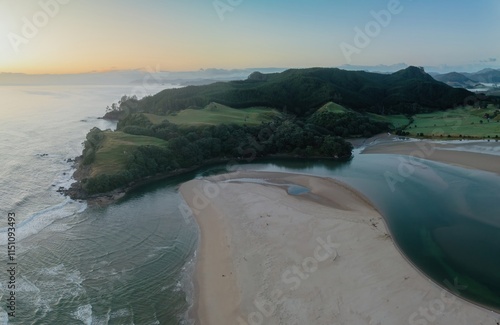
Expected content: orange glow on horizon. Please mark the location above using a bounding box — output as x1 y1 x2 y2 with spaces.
0 1 498 75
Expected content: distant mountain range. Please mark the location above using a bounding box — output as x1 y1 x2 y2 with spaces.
0 68 286 86
2 65 499 90
433 68 500 89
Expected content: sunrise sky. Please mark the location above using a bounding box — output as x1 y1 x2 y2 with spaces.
0 0 499 74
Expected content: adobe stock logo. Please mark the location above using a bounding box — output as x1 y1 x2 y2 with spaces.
7 0 71 53
213 0 243 21
340 0 405 63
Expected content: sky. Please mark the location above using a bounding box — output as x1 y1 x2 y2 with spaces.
0 0 499 74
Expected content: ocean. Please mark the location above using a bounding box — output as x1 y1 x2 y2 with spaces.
0 85 199 324
0 85 499 324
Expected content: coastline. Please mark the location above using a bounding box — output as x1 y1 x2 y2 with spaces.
64 133 499 207
63 154 351 207
361 136 500 174
180 171 500 324
63 132 500 322
64 156 231 206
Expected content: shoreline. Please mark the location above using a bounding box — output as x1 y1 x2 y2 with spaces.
180 171 500 324
63 154 351 207
361 135 500 174
63 134 500 322
65 132 499 207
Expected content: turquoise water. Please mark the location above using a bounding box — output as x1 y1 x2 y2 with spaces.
286 185 310 195
233 156 500 311
0 85 499 324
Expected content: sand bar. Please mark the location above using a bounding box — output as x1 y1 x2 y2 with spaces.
180 171 499 324
361 136 500 174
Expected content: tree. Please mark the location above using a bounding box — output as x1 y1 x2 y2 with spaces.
320 136 352 158
274 120 305 151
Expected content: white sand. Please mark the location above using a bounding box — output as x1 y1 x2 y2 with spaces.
361 137 500 174
180 171 500 325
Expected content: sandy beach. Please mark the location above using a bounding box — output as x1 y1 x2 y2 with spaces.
179 170 500 324
361 136 500 174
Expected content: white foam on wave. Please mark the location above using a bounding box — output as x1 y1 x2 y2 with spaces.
72 304 93 325
17 275 41 293
52 168 78 190
179 250 197 325
14 263 88 319
110 308 131 319
0 198 87 244
51 154 83 190
18 275 52 316
4 155 89 238
38 264 84 292
0 310 8 325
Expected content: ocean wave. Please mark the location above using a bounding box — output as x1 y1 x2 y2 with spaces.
179 250 197 325
0 198 87 244
53 172 77 190
110 308 131 319
17 264 88 320
0 310 8 325
72 304 93 325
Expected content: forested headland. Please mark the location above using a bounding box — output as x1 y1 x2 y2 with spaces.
68 66 487 198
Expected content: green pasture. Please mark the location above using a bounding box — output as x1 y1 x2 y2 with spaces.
367 113 411 129
144 103 281 126
91 131 168 176
406 106 500 138
316 102 351 114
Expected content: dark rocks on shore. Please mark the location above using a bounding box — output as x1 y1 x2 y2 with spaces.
62 182 126 207
101 110 125 120
59 154 125 207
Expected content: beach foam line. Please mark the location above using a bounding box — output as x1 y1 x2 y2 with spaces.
0 198 87 243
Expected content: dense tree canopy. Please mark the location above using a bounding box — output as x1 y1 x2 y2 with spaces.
117 67 474 116
81 112 374 194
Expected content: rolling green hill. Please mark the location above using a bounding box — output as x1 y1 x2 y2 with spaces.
73 67 497 197
316 102 351 114
120 66 474 117
143 103 281 126
90 131 168 177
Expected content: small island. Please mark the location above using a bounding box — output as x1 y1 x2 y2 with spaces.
65 67 499 204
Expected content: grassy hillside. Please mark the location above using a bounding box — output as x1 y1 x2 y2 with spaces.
316 102 351 114
367 114 411 129
405 106 500 138
74 67 498 196
80 109 359 195
143 103 280 126
91 131 168 176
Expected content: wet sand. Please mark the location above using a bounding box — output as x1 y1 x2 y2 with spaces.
179 171 499 324
359 135 500 174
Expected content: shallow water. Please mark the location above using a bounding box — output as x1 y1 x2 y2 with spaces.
235 156 500 311
224 178 311 195
0 85 499 324
0 85 196 324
